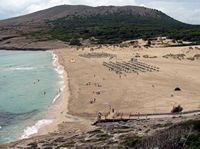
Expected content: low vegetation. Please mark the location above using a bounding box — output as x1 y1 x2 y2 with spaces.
133 120 200 149
6 119 200 148
171 105 183 113
69 38 82 46
25 12 200 44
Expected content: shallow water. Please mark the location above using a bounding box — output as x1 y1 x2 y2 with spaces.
0 50 60 143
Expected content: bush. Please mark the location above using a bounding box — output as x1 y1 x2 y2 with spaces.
175 87 181 91
171 105 183 113
122 136 141 147
147 40 151 46
186 133 200 149
69 38 82 46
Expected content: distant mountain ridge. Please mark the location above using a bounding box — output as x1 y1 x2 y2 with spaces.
0 5 200 44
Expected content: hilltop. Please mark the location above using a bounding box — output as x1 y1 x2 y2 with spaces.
0 5 176 28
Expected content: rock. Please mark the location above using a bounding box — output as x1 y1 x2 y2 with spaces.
27 142 38 148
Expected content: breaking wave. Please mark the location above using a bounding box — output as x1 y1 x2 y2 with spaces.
21 119 53 139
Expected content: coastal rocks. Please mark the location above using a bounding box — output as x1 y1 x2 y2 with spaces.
3 115 200 148
27 142 38 148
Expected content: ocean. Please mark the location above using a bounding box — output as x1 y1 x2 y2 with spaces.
0 50 62 144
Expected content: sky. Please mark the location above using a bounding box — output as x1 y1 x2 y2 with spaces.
0 0 200 24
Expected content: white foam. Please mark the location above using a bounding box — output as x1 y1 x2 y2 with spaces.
49 51 66 103
59 75 64 79
12 67 35 70
21 119 53 139
60 85 66 92
55 67 64 75
51 52 64 76
52 93 61 103
2 67 36 71
59 80 64 85
0 126 2 129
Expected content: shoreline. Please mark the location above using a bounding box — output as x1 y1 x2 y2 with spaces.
10 48 92 144
0 49 72 144
0 47 49 51
33 49 93 137
34 49 93 137
20 50 71 139
35 50 71 136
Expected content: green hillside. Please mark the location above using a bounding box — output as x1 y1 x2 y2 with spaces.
25 6 200 44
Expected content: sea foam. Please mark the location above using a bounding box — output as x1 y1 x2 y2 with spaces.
21 119 53 139
2 66 36 71
50 51 66 103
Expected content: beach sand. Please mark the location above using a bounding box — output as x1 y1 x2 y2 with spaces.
33 43 200 138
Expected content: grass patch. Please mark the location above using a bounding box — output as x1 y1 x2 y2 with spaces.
122 136 141 147
185 133 200 149
24 12 200 44
181 120 200 131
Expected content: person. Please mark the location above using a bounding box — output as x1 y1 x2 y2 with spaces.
112 108 115 113
90 100 93 104
97 112 102 121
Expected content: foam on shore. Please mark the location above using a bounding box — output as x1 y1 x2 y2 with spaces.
21 119 53 139
51 51 66 103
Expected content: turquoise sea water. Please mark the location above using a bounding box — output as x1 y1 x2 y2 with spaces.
0 50 60 143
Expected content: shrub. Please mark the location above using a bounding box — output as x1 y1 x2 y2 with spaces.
69 38 82 46
122 136 141 147
171 105 183 113
175 87 181 91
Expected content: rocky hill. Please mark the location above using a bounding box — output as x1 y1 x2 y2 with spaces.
0 5 174 28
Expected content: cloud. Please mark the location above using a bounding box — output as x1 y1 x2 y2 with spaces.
135 0 200 24
0 0 70 19
0 0 199 24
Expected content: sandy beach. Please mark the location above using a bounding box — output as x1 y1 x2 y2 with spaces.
28 42 200 138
